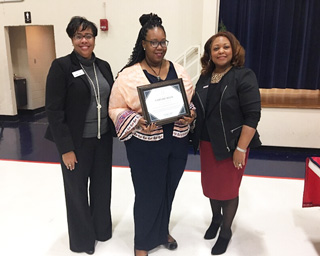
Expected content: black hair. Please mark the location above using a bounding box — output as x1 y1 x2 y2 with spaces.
201 31 245 75
66 16 98 39
122 13 166 70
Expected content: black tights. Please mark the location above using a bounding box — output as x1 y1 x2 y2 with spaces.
209 197 239 238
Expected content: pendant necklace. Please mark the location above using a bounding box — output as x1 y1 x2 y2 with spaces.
145 59 162 81
211 66 232 84
80 63 102 139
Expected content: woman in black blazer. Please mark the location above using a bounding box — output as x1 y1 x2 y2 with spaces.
45 16 114 254
191 31 261 255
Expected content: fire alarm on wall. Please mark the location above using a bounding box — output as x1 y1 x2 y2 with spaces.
100 19 108 31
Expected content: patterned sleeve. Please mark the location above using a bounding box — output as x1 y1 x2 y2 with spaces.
114 110 142 141
108 72 142 141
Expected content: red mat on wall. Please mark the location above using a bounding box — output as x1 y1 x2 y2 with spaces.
303 157 320 207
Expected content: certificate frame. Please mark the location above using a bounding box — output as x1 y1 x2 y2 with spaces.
137 78 190 125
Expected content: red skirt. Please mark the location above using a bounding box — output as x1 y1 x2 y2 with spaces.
200 141 248 200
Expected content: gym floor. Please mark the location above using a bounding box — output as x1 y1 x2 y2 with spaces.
0 111 319 256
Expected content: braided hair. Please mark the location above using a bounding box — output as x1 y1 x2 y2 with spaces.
122 13 166 70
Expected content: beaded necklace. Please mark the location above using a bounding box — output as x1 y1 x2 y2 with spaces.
211 66 232 84
80 63 102 139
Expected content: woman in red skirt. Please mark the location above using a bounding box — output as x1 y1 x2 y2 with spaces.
191 31 262 255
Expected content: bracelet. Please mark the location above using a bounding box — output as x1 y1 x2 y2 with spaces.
236 146 247 153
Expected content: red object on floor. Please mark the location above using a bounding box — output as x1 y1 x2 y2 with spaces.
303 157 320 207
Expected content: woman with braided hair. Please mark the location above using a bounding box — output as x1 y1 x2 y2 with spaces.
109 13 195 256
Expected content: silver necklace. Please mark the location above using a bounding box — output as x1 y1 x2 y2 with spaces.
80 63 101 139
145 59 162 81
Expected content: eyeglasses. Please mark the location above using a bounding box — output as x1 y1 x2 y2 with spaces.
144 40 169 48
73 34 94 41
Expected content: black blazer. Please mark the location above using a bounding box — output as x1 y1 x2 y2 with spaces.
191 67 261 160
45 51 115 155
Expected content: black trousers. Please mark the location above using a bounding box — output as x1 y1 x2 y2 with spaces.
60 132 113 252
125 124 189 251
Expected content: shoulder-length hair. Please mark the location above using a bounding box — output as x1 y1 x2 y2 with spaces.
200 31 245 75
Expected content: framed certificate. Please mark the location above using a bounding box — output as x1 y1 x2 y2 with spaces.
137 78 190 125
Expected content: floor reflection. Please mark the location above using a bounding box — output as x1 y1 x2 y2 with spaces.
1 111 320 179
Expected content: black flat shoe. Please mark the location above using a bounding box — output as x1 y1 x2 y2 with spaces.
85 240 96 255
163 239 178 250
204 216 223 240
85 249 94 255
211 234 231 255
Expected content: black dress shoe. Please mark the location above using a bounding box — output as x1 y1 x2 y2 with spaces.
85 249 94 255
204 216 223 240
211 234 231 255
85 240 97 254
163 239 178 250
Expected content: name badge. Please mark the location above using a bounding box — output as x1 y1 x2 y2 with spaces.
72 69 85 78
203 85 209 89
